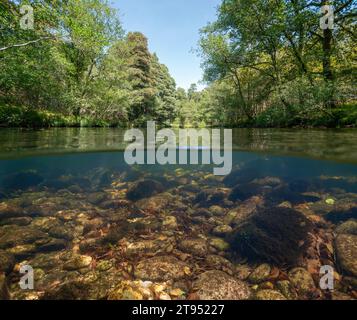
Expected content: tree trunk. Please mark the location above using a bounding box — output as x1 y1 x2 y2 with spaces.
321 1 336 109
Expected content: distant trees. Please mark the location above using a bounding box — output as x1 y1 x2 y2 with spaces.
0 1 178 127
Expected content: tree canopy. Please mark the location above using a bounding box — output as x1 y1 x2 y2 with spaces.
0 0 178 127
0 0 356 128
197 0 356 127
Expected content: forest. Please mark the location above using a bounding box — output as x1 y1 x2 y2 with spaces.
0 0 356 128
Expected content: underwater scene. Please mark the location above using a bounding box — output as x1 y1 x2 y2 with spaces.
0 128 356 300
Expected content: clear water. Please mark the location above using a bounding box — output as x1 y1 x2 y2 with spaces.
0 128 356 300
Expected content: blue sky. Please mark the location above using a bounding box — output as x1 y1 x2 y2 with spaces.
112 0 221 90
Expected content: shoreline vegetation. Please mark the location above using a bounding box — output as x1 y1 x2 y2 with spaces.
1 1 356 129
1 103 356 129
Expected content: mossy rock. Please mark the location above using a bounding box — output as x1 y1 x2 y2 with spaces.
248 264 271 284
288 268 316 296
255 289 286 300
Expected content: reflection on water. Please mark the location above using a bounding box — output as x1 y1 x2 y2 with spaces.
0 128 356 300
1 128 357 164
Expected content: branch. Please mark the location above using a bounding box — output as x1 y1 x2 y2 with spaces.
335 12 357 22
335 0 354 14
0 37 53 52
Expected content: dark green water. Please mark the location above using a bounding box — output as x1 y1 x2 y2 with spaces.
0 128 356 300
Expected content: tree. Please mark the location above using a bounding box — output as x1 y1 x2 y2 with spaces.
198 0 356 126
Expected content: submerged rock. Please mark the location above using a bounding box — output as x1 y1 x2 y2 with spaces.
2 171 44 191
0 273 10 300
276 280 298 300
212 225 233 237
331 291 355 300
193 270 251 300
42 175 91 191
253 177 282 187
228 183 264 202
235 265 252 281
255 289 286 300
336 220 357 235
8 244 37 258
326 207 357 224
225 196 262 226
162 216 178 230
108 280 153 300
63 255 93 271
0 225 48 249
0 203 25 220
90 168 113 188
335 234 357 277
208 206 226 216
248 264 271 284
267 187 320 205
135 193 176 214
178 238 208 257
206 255 234 272
48 225 74 241
288 268 316 296
223 167 262 187
134 256 189 281
124 239 173 257
31 217 61 232
127 179 164 201
0 251 15 274
227 207 312 266
194 189 227 207
209 238 230 251
30 253 60 270
0 216 32 226
42 281 92 300
40 270 119 301
87 192 108 205
37 239 67 253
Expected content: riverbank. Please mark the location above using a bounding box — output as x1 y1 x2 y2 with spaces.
0 105 122 128
1 104 356 129
233 103 357 129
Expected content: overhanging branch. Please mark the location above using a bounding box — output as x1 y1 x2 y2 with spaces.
0 36 53 52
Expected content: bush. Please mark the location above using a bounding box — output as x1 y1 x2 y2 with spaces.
0 105 117 128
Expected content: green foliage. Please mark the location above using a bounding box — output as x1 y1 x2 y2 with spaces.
0 1 178 128
1 1 355 128
0 105 78 127
197 0 356 128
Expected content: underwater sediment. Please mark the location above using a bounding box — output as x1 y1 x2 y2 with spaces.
0 157 356 300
